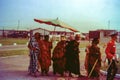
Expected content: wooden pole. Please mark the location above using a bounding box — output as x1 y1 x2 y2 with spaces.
88 59 98 78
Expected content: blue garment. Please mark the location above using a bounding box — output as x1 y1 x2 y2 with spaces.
28 37 40 73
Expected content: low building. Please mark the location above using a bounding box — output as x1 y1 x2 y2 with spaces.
30 28 75 41
89 29 118 43
0 29 29 38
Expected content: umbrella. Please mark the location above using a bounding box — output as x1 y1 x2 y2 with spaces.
34 18 79 32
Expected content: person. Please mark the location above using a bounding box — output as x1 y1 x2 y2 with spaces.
27 32 41 77
105 32 118 80
52 36 67 76
43 35 52 75
65 35 74 76
85 38 101 80
65 34 81 77
84 41 91 76
38 35 52 76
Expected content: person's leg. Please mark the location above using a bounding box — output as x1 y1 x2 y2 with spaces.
45 67 49 76
53 62 56 75
106 59 112 80
110 60 118 80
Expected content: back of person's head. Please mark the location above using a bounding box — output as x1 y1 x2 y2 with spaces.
61 35 66 41
92 38 99 45
44 35 49 41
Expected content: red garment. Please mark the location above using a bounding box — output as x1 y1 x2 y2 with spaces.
105 40 116 59
38 40 51 70
52 40 66 75
43 40 52 58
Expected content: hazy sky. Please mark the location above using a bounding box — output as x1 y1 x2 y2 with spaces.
0 0 120 32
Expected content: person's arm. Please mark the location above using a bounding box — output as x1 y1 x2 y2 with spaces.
113 54 119 63
28 42 31 49
27 40 37 51
84 45 90 70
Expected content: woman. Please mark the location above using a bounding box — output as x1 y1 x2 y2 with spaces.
52 36 66 76
28 32 41 77
85 38 101 80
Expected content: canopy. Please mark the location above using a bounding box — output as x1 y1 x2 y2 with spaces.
34 18 79 32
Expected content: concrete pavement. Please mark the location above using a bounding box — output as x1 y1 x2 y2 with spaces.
0 45 28 51
0 55 120 80
0 55 88 80
0 55 108 80
0 43 120 80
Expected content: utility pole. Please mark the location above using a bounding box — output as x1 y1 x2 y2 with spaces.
16 20 20 38
2 27 5 38
108 20 110 30
17 20 20 31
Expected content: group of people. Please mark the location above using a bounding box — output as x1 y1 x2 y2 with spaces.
27 32 119 80
85 32 119 80
28 32 52 77
52 34 81 77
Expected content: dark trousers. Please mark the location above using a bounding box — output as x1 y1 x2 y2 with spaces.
107 59 118 80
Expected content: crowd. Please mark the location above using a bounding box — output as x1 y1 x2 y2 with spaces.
27 32 119 80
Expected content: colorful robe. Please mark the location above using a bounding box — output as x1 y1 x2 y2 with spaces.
28 37 40 74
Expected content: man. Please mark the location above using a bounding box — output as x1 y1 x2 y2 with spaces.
65 34 82 77
52 36 67 76
40 35 52 75
38 35 52 76
105 32 118 80
85 38 101 80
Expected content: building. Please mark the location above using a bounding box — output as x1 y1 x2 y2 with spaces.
30 28 75 41
0 29 29 38
89 29 118 43
30 28 50 36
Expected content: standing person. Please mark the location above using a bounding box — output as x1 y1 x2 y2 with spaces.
65 35 74 76
105 32 118 80
43 35 52 75
52 36 66 76
85 38 101 80
38 35 52 76
28 32 41 77
65 34 81 77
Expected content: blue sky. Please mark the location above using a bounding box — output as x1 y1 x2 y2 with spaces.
0 0 120 32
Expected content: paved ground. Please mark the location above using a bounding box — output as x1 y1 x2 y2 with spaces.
0 43 120 80
0 45 27 51
0 55 88 80
0 55 109 80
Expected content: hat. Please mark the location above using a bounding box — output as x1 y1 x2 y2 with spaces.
109 32 118 37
